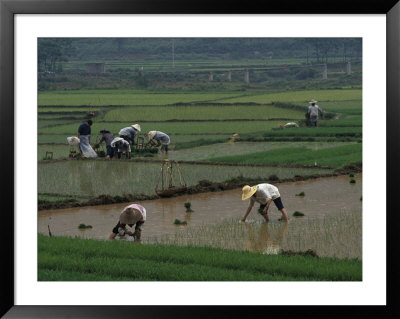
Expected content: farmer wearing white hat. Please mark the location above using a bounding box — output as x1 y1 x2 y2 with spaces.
109 203 147 240
241 183 289 223
307 99 323 127
119 124 141 146
110 137 131 159
146 130 170 154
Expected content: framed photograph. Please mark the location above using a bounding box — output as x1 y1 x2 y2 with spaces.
1 0 398 317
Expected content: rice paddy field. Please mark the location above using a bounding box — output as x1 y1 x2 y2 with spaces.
38 88 362 161
38 85 362 281
38 161 333 198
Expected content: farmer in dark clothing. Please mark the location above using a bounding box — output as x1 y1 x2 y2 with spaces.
77 119 97 158
98 129 114 159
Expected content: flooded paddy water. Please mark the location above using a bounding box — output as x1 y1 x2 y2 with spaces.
39 174 362 260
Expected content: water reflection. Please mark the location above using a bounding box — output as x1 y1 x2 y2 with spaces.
38 174 362 258
243 222 288 254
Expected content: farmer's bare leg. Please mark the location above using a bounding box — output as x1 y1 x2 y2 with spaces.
280 208 289 222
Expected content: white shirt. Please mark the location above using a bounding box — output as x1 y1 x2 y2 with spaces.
250 183 280 205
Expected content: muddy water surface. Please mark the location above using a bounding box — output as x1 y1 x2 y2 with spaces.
39 175 362 248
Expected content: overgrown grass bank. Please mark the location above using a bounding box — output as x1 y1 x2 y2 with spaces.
38 234 362 281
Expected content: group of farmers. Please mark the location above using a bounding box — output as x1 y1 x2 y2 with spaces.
76 99 321 241
76 120 171 159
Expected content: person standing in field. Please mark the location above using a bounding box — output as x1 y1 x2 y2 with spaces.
146 130 170 154
97 129 114 159
119 124 141 146
110 137 131 159
109 203 147 241
241 183 289 223
77 119 97 158
307 99 323 127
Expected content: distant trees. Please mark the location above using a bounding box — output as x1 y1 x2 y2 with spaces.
37 38 362 67
303 38 362 64
38 39 75 72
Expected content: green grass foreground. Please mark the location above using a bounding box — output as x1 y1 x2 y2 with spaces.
38 234 361 281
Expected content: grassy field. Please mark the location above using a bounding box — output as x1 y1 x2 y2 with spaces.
207 143 362 167
217 89 362 104
38 120 288 135
38 91 243 106
101 105 306 121
38 234 362 281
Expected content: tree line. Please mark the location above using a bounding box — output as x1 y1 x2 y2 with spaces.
38 38 362 72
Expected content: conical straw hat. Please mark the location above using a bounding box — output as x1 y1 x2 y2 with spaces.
131 124 141 132
242 185 258 200
119 207 142 225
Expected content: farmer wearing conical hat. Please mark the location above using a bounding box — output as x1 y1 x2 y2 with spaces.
307 99 323 127
241 183 289 223
119 124 141 146
146 130 170 154
109 203 147 241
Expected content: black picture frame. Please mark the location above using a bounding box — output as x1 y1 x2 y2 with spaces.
1 0 399 317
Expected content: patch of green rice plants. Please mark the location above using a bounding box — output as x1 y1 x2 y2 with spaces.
38 134 74 144
38 161 333 197
320 100 362 115
39 120 286 135
38 234 361 281
38 91 243 106
319 115 362 127
171 141 344 161
262 126 362 138
218 89 362 104
156 211 362 261
38 145 72 160
102 105 305 121
38 107 103 113
78 224 93 229
38 119 78 129
38 194 80 204
293 211 305 216
282 211 362 260
207 143 362 168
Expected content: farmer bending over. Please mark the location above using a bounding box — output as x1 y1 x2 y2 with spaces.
109 203 146 240
110 137 131 159
241 183 289 223
146 130 170 154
